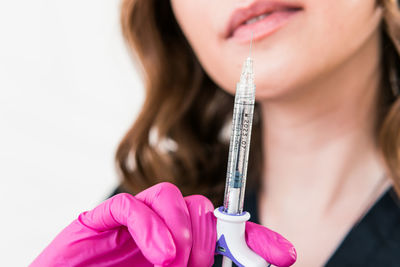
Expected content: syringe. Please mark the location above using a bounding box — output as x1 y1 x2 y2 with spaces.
214 40 270 267
223 54 255 215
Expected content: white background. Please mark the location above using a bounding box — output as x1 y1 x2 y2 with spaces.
0 1 144 265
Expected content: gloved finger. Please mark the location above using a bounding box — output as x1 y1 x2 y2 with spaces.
135 182 192 266
245 221 297 267
79 193 176 266
184 195 216 267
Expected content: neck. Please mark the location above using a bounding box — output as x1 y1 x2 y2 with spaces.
259 28 389 214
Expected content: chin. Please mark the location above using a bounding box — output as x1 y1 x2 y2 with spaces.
255 89 285 102
252 79 291 101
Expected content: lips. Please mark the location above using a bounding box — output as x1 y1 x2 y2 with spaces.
225 1 303 42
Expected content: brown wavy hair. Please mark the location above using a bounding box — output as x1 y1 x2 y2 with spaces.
116 0 400 205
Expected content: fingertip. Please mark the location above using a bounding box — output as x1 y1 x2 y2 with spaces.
78 193 137 231
245 222 297 267
272 245 297 267
273 235 297 267
289 246 297 264
136 182 183 201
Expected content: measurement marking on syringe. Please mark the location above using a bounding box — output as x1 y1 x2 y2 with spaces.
234 102 254 106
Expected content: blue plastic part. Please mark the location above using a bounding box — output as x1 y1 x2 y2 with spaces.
218 206 247 216
215 234 245 267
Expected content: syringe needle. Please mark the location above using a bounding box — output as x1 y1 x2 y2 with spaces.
249 32 253 58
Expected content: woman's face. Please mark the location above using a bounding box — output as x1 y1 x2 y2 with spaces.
170 0 383 100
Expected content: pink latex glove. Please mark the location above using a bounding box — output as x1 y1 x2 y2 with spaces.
31 182 296 267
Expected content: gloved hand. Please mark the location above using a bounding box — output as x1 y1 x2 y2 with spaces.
30 182 296 267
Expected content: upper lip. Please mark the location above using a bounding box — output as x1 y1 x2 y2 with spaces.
224 0 303 38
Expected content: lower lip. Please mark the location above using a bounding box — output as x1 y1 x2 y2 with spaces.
230 9 301 43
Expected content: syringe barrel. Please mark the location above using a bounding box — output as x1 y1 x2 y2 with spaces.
223 79 255 214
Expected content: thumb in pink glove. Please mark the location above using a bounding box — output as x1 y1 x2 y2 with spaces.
30 182 296 267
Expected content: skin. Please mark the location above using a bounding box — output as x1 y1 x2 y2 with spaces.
170 0 392 266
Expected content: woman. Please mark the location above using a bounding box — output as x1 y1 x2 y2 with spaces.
31 0 400 266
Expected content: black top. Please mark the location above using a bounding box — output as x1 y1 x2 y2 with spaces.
110 186 400 266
